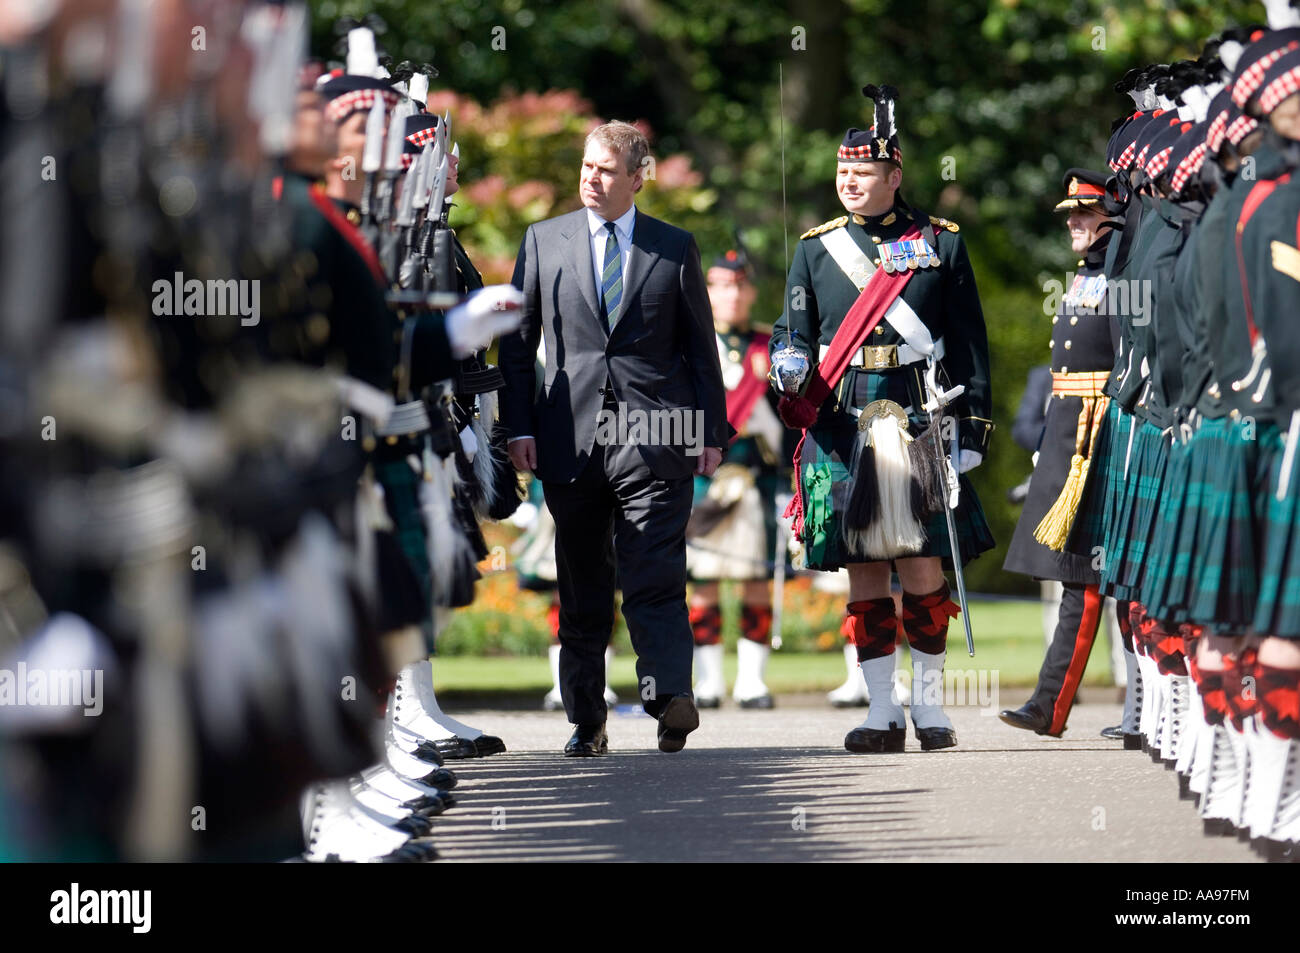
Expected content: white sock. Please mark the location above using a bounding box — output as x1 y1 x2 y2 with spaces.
908 648 953 731
860 654 904 731
829 643 868 702
603 646 619 705
693 642 725 700
733 638 771 702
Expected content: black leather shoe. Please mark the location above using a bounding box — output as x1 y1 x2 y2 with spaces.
564 723 608 757
1123 732 1142 750
844 724 906 753
1100 725 1124 740
472 734 507 756
998 702 1052 734
657 694 700 753
738 694 774 710
416 767 457 790
411 742 444 764
696 695 721 709
916 726 957 751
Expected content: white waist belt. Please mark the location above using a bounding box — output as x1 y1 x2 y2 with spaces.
819 335 945 369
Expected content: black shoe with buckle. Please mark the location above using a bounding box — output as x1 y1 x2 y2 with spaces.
844 723 906 753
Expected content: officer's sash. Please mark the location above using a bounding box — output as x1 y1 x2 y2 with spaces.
781 226 923 538
723 332 772 440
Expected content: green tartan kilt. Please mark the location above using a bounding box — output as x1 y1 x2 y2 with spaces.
1147 419 1227 621
797 419 994 573
1138 434 1191 620
1100 419 1168 601
1066 398 1115 553
688 467 781 581
1251 425 1300 636
1097 403 1131 581
373 457 432 608
1184 418 1276 633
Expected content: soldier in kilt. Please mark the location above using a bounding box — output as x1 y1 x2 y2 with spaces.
687 248 787 708
1223 44 1300 857
771 85 994 753
1000 170 1125 738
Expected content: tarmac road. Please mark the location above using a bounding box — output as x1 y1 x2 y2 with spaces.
427 701 1259 863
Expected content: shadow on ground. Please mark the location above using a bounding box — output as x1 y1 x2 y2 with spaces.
432 747 986 862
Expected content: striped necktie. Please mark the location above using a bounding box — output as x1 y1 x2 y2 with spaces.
601 221 622 331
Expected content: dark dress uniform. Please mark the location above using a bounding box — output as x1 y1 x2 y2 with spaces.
772 200 995 572
1003 169 1123 738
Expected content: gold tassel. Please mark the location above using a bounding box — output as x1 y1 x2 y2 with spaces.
1034 454 1089 550
1032 394 1108 552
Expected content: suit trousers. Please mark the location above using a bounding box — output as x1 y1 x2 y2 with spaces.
1030 582 1104 735
543 439 694 725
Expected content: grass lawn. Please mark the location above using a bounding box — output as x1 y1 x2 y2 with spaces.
432 597 1123 700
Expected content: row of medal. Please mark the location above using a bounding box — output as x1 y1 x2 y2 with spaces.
1062 272 1108 310
879 238 940 273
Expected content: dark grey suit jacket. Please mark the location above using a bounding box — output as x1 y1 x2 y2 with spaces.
500 208 730 483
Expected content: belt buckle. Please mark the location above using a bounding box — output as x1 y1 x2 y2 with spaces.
862 345 898 369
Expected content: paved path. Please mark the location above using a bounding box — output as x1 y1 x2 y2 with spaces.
429 702 1259 862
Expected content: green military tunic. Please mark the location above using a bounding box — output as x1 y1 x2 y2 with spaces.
772 199 994 571
1240 144 1300 637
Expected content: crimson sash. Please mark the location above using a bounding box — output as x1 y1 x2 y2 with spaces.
781 226 921 538
725 333 772 441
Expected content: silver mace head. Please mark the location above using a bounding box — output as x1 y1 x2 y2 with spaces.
770 344 811 397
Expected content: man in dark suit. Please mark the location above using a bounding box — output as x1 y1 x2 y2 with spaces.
500 121 729 755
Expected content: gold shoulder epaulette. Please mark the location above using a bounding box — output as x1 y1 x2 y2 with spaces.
801 215 848 240
929 215 959 232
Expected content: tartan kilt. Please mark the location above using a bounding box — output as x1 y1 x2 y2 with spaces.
1185 418 1274 632
1097 403 1131 582
687 468 780 581
1251 425 1300 636
1150 419 1228 621
797 418 994 573
1138 434 1191 620
372 456 433 621
1066 398 1115 553
1100 420 1168 600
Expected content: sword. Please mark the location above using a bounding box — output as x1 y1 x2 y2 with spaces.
921 357 975 657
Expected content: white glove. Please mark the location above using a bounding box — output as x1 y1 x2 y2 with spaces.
446 284 524 358
957 449 983 473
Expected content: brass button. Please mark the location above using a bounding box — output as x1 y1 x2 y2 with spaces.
1070 316 1078 325
875 326 885 336
1049 339 1055 347
1064 340 1072 350
1052 316 1058 324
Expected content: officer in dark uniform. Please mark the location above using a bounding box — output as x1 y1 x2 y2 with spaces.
1001 170 1124 737
771 84 994 753
687 247 786 708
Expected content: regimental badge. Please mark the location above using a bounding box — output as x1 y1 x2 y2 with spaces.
876 138 889 155
1068 178 1080 196
879 238 939 274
